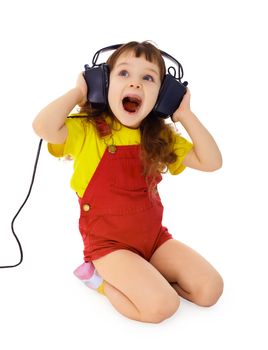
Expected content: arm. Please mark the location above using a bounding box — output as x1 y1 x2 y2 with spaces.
32 73 87 144
172 89 222 172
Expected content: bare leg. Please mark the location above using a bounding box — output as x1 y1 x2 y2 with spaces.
170 282 193 302
149 239 224 307
93 249 180 323
102 281 142 321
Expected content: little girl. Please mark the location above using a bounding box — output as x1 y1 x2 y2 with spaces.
33 41 223 324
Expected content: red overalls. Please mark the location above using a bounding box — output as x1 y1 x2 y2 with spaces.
78 144 173 262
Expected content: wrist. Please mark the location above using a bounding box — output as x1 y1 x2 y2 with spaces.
172 110 194 123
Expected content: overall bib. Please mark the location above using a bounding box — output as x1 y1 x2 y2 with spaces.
78 144 173 262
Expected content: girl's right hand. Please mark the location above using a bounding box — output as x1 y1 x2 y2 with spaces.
76 72 88 106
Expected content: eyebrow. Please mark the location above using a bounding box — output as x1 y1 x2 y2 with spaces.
115 62 159 76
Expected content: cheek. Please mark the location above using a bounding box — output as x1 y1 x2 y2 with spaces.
107 86 116 109
108 81 120 107
107 88 112 106
148 87 160 106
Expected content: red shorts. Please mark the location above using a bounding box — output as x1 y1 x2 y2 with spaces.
84 223 173 262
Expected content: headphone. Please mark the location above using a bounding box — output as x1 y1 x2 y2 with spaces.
83 44 188 118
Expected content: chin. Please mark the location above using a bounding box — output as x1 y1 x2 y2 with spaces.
112 108 145 128
118 117 141 129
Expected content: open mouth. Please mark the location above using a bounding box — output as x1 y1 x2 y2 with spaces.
122 95 142 113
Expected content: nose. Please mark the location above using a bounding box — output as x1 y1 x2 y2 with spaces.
129 83 141 89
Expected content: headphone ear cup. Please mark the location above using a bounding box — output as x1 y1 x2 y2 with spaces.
153 74 187 118
83 63 110 110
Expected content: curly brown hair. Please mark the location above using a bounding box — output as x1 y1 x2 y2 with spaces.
79 41 178 192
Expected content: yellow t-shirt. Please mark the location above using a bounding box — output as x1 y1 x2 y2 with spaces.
48 114 193 197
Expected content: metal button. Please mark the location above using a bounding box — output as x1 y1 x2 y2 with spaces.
108 145 117 153
82 203 91 212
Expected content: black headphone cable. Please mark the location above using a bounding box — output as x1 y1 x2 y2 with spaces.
0 138 43 268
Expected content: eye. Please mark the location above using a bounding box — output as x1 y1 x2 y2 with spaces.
118 70 129 77
143 74 154 82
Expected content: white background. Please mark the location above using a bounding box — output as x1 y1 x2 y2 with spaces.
0 0 267 349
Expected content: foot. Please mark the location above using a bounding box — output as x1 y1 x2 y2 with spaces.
73 262 105 295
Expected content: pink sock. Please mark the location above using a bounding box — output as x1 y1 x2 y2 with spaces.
73 262 104 292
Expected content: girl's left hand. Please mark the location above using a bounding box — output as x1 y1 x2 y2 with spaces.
172 87 191 122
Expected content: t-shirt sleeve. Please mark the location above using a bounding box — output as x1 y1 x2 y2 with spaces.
168 133 193 175
47 118 86 158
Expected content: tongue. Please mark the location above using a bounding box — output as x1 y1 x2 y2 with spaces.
124 101 138 113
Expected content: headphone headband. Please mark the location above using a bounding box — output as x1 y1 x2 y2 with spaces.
91 44 184 81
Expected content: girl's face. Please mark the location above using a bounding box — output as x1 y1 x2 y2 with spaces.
108 51 162 128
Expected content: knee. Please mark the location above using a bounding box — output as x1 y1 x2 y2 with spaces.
141 291 180 324
194 275 224 307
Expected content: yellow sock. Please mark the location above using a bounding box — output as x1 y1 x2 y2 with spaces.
97 282 106 296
